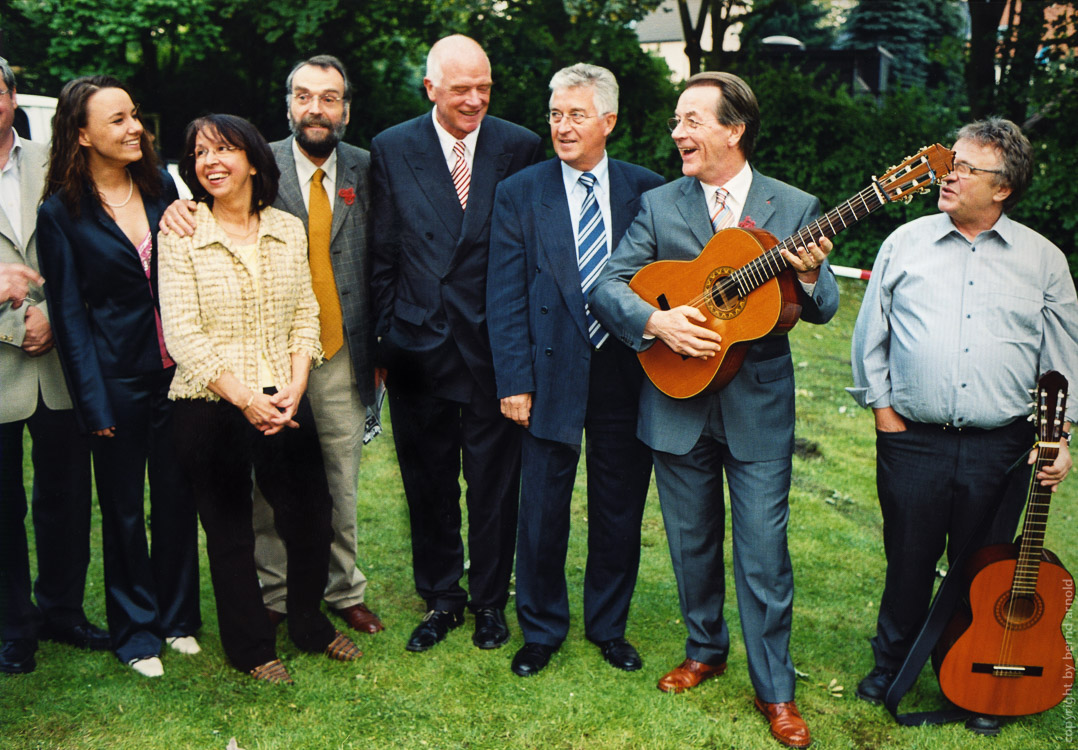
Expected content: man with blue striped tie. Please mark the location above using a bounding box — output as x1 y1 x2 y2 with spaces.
487 63 664 677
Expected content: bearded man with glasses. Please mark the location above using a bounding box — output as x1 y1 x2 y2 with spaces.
848 117 1078 735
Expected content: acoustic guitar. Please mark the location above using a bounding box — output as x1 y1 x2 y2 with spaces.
934 371 1074 716
629 144 954 398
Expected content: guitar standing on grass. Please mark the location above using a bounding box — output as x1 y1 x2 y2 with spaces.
848 117 1078 737
590 71 837 750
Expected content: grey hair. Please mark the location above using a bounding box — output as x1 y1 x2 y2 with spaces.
0 57 16 93
955 117 1032 213
284 54 352 109
548 63 619 116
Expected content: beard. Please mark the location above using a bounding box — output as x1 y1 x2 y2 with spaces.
289 112 346 158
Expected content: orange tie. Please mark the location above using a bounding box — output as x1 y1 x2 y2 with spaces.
308 168 343 359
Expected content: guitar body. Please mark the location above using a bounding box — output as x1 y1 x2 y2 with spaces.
630 227 803 398
935 542 1075 716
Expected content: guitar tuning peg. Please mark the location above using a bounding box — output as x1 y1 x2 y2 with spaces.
1026 402 1036 409
1028 388 1038 395
1027 414 1036 422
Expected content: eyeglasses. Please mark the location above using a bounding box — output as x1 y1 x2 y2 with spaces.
193 144 242 160
666 115 715 133
292 92 343 107
548 111 598 125
0 89 9 98
953 160 1004 178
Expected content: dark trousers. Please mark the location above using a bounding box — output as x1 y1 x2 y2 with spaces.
91 369 200 663
515 343 652 646
871 419 1033 670
173 394 335 672
388 384 521 613
0 394 92 641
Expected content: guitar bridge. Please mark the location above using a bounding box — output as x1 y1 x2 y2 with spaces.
971 663 1044 678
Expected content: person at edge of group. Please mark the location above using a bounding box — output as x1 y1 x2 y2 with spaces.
847 117 1078 737
159 114 362 684
160 54 384 636
590 71 838 749
0 58 108 676
486 62 662 678
369 34 542 653
35 75 202 678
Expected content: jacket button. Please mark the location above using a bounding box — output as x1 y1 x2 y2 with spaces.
540 306 548 314
441 278 448 285
425 232 434 240
544 347 553 356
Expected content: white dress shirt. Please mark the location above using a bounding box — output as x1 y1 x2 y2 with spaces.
291 138 337 216
0 132 24 248
561 153 612 258
431 108 480 175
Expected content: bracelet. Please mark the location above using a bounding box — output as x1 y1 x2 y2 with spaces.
241 393 255 411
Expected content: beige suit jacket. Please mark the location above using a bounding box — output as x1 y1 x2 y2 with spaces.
0 139 72 423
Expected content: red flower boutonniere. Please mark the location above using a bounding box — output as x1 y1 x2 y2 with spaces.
338 187 355 206
739 216 756 229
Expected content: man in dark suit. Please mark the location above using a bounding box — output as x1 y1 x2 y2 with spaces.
161 55 384 636
370 35 542 652
0 58 107 674
591 72 838 749
486 63 662 677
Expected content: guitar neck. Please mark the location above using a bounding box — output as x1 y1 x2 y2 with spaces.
735 182 890 294
1013 444 1061 596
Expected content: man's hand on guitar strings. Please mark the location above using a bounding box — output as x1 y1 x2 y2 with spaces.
644 305 722 359
781 236 833 282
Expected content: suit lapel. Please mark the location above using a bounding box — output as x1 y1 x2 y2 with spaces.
457 125 509 250
403 118 463 238
741 169 777 231
534 161 589 341
275 139 308 226
330 145 359 245
675 177 715 252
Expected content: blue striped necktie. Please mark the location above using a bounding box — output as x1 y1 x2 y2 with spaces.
711 187 734 232
577 172 609 349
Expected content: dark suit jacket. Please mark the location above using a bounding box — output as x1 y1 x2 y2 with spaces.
37 171 179 432
591 169 840 461
270 138 375 405
487 157 664 445
369 113 542 401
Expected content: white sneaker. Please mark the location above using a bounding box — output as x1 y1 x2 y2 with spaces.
128 656 164 677
166 636 201 655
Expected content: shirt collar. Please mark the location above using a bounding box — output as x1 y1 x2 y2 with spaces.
291 138 337 187
1 131 22 173
191 201 291 250
698 160 753 213
431 107 481 158
560 153 610 196
933 210 1015 246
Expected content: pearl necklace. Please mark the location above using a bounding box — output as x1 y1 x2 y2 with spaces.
100 172 134 208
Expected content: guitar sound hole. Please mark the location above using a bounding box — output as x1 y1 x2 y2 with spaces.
994 592 1043 630
704 267 745 320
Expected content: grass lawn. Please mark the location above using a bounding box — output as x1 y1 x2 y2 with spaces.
2 277 1076 749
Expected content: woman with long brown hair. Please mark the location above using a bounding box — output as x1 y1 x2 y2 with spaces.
36 75 200 677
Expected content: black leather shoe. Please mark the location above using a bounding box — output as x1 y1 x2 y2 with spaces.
596 637 642 671
405 610 463 652
40 621 110 651
966 714 1002 736
511 642 557 677
0 639 37 674
472 608 509 649
856 666 896 705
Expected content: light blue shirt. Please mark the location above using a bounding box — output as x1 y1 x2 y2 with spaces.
848 212 1078 428
561 154 612 257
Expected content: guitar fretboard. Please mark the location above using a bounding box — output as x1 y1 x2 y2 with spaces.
1013 446 1060 596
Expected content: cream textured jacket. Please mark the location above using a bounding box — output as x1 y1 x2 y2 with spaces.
159 202 322 401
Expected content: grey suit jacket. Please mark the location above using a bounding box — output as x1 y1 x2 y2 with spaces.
591 169 839 461
270 138 376 405
0 139 72 423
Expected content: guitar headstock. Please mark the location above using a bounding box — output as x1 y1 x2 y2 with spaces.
1034 370 1069 444
876 144 955 205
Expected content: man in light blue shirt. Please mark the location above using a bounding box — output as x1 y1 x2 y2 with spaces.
848 117 1077 732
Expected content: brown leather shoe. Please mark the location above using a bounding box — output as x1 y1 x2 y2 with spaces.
657 658 727 693
754 696 811 748
332 603 385 634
